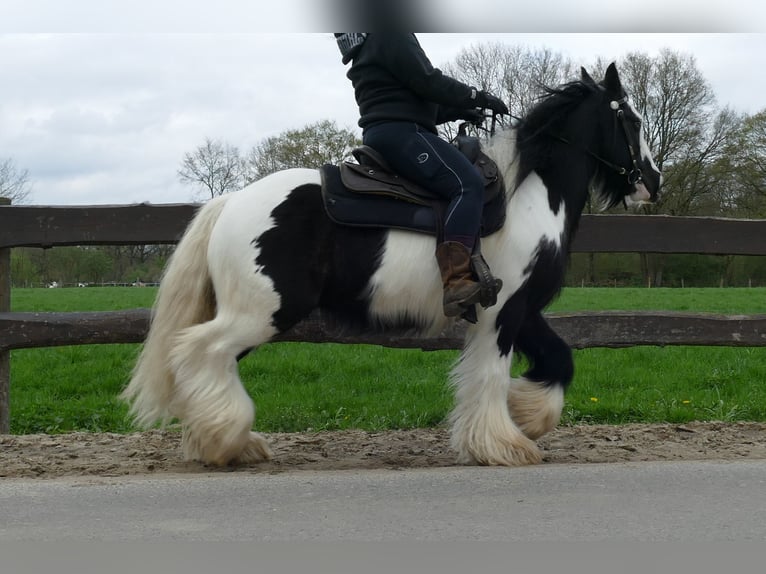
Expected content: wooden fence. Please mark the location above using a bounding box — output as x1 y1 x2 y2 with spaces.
1 200 766 433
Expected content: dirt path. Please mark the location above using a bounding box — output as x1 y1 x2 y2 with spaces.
2 422 765 479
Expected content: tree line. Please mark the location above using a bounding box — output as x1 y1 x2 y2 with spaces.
4 44 765 288
177 119 361 200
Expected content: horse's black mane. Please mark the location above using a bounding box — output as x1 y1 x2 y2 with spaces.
516 80 600 147
512 79 603 195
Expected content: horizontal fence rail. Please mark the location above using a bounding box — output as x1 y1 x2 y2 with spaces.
1 200 765 433
0 203 199 248
1 310 765 353
2 204 766 255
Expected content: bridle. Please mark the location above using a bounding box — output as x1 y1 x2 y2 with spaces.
507 94 646 187
608 96 644 185
552 95 645 186
457 93 646 187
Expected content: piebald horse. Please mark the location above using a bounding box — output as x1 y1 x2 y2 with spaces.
123 63 661 466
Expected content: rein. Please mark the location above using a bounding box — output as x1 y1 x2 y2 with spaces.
511 96 644 186
549 96 644 185
455 93 646 192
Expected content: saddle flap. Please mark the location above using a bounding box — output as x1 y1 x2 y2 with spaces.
340 161 434 206
344 143 501 205
351 145 392 171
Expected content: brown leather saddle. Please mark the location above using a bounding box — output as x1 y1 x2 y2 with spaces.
319 136 506 239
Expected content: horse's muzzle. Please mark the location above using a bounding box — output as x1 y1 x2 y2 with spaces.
625 181 654 207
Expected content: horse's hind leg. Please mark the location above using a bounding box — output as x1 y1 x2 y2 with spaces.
168 313 276 466
508 310 570 440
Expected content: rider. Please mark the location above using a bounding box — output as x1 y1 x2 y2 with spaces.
334 32 509 317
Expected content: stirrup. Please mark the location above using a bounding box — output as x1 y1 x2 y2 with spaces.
456 252 502 324
470 252 503 309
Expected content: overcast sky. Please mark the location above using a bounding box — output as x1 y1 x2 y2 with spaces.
1 2 765 205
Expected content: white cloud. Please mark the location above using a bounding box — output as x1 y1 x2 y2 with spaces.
1 32 765 206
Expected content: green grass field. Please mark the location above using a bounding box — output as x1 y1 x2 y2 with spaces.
7 287 766 434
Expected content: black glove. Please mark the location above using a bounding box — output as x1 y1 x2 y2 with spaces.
477 90 509 116
437 106 485 125
459 108 485 125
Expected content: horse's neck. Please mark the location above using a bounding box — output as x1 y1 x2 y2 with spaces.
489 126 594 245
485 129 521 193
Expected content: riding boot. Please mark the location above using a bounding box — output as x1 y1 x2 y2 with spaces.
435 241 483 317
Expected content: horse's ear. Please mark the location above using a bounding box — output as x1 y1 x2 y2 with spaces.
581 67 596 87
603 62 623 95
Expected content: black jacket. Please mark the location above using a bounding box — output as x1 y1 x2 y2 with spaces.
344 33 481 134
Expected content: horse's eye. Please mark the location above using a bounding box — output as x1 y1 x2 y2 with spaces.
634 121 642 130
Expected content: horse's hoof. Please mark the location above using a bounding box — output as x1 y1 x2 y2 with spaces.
453 428 542 466
507 379 564 440
233 432 274 464
460 442 542 467
182 428 271 466
479 436 542 466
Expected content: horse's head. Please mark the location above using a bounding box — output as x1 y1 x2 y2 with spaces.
581 63 662 209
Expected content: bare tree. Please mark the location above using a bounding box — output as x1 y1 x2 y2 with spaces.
445 43 576 116
658 107 743 216
178 138 244 200
616 50 746 220
440 44 574 140
726 109 766 217
609 50 743 285
0 157 33 203
617 50 718 173
444 42 510 99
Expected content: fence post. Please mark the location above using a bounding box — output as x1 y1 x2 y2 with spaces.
0 197 10 433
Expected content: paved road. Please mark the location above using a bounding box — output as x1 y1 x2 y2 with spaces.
2 460 765 541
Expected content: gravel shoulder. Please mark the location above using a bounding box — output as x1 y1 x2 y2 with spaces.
2 421 765 479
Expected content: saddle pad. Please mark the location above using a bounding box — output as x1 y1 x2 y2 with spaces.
321 164 440 234
320 165 507 237
340 162 434 206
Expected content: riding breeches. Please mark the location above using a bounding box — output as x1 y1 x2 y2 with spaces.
363 121 484 249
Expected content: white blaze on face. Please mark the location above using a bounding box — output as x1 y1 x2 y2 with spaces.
626 99 661 177
623 99 662 206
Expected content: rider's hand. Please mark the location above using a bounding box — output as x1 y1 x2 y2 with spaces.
477 91 509 116
459 108 485 125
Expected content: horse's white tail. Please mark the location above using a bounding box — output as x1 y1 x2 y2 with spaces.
121 195 230 427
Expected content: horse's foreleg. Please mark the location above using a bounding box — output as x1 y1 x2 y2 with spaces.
508 310 570 440
168 313 275 466
449 329 542 466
